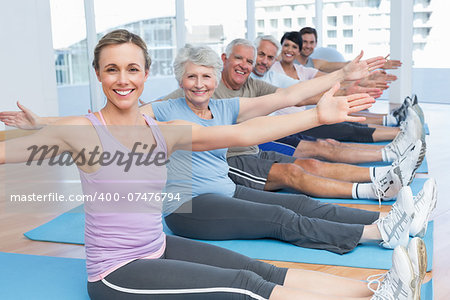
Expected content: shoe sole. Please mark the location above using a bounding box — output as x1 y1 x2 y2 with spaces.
397 246 417 300
413 238 427 300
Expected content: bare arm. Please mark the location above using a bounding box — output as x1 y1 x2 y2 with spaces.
0 102 64 129
0 100 159 130
172 84 374 152
313 55 387 73
237 51 373 122
0 119 75 164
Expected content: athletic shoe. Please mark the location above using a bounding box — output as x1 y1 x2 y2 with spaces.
391 96 413 124
372 167 402 202
416 140 427 172
407 237 427 300
412 94 418 105
369 246 416 300
413 104 425 125
404 107 423 139
392 140 422 186
376 186 414 248
383 111 422 162
410 178 437 238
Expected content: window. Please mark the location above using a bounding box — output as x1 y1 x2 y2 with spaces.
184 0 246 55
413 27 431 38
343 15 353 26
265 6 280 13
327 44 337 49
327 30 337 38
270 19 278 28
368 0 381 8
343 29 353 38
94 0 177 78
345 44 353 54
257 19 264 28
50 0 88 86
284 18 292 28
327 16 337 27
297 17 306 27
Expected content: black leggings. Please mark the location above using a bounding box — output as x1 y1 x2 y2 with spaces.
300 122 376 142
88 235 287 300
166 186 379 254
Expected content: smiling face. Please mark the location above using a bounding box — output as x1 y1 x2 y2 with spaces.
281 39 301 64
300 33 317 58
181 61 217 107
221 44 255 90
95 42 148 111
254 40 278 76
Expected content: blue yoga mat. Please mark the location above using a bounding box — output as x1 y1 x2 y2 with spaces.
24 203 434 271
281 177 427 206
0 252 89 300
0 252 434 300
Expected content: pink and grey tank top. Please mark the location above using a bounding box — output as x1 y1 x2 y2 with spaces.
80 113 168 281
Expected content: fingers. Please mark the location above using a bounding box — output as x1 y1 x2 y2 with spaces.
352 50 364 63
0 111 22 117
326 82 341 96
345 93 372 102
348 103 374 114
347 96 375 108
367 57 386 70
16 101 33 115
16 101 27 112
345 115 368 123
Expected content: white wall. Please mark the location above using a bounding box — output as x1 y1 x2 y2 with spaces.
0 0 58 130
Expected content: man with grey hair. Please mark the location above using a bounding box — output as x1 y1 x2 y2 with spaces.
159 38 422 199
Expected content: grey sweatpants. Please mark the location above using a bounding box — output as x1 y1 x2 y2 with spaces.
166 186 379 254
88 235 287 299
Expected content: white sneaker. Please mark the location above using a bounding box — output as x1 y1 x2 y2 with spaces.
372 167 402 202
383 110 422 162
410 178 437 238
369 246 416 300
404 107 424 139
390 96 413 124
407 237 427 300
392 140 423 186
376 186 414 249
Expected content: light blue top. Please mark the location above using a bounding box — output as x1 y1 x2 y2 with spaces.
151 97 240 213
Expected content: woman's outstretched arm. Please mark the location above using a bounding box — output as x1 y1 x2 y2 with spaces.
172 83 374 152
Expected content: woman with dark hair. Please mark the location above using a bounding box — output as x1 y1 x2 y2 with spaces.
270 31 325 80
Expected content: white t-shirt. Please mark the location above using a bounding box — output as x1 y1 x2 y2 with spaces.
250 70 307 116
270 61 318 82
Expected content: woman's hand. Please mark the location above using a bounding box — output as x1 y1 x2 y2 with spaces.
316 83 375 125
344 80 383 98
0 102 43 129
342 51 387 81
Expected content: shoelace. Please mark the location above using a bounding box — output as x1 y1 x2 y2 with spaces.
373 178 385 207
373 169 396 207
367 272 395 300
